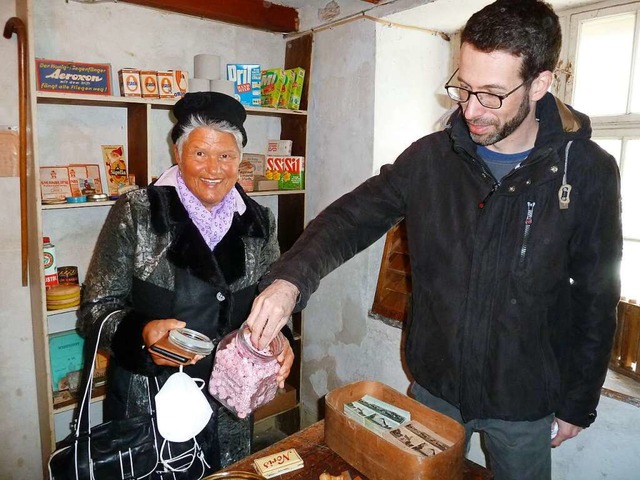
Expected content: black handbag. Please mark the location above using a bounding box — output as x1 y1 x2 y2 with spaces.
48 313 161 479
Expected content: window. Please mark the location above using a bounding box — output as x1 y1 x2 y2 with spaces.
560 1 640 301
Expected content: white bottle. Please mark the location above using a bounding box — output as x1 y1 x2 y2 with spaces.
43 236 58 288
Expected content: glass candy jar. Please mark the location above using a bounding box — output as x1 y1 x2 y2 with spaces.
208 322 286 418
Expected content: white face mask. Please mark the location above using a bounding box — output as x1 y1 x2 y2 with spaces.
155 371 213 443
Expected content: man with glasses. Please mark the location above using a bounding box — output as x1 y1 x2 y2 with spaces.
246 1 622 479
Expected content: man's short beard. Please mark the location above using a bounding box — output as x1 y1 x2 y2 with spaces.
470 92 531 146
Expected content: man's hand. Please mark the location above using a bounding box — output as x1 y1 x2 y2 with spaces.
276 341 295 389
246 279 299 350
551 418 583 447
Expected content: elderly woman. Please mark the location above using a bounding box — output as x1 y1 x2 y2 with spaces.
79 92 293 477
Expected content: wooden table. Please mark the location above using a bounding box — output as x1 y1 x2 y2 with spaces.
219 420 492 479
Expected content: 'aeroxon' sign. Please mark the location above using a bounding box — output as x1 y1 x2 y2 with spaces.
36 59 112 95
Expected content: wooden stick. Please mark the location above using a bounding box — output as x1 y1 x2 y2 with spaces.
3 17 29 286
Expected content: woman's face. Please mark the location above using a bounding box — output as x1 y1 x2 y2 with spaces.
174 127 241 210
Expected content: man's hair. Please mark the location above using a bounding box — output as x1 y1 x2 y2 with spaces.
461 0 561 81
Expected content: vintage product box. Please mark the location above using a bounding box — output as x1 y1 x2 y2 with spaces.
238 160 255 192
344 394 411 436
36 59 112 95
40 166 72 203
261 68 285 108
140 70 159 98
266 155 304 190
171 69 189 97
118 68 141 97
385 421 454 458
101 145 129 196
226 64 261 107
157 70 174 98
288 67 306 110
325 380 465 480
67 164 104 196
267 139 292 156
242 153 266 178
253 448 304 478
277 69 295 109
49 330 84 392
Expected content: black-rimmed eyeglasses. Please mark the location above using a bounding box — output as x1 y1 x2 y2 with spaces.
444 69 530 109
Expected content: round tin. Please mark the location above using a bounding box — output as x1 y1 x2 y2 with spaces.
203 472 266 480
57 265 79 285
87 193 109 202
66 196 87 203
168 328 214 356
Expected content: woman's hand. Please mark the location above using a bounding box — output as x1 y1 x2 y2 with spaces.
275 340 295 389
144 318 202 366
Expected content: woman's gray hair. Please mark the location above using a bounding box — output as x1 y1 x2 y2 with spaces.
175 114 244 157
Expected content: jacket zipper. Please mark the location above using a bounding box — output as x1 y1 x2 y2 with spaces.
519 201 536 268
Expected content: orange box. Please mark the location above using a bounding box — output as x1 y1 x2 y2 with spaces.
157 70 174 99
140 70 159 98
118 68 141 97
171 69 188 98
325 381 465 480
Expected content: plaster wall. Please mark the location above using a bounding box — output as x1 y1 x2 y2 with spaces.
0 2 42 477
300 14 451 417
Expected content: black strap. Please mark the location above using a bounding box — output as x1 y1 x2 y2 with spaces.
74 312 157 437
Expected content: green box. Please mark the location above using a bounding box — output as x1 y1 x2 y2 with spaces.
260 68 284 108
266 155 305 190
288 67 305 110
278 69 295 109
49 330 85 392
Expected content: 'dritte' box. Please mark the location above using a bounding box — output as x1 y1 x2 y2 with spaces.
227 64 261 107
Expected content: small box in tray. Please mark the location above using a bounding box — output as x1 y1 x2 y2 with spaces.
325 380 465 480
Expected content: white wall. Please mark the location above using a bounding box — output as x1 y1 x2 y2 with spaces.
300 13 451 418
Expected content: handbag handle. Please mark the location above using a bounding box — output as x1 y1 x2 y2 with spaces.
73 312 156 437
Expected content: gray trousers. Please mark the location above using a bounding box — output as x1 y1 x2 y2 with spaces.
410 382 553 480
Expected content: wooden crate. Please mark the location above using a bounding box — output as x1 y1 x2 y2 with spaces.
325 380 465 480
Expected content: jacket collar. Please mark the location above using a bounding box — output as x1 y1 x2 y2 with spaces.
147 183 270 286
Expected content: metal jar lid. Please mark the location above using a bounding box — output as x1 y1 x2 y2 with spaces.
87 193 109 202
169 328 214 356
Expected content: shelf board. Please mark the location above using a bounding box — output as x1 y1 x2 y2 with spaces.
42 200 116 210
248 189 305 197
36 91 307 116
40 192 302 211
253 383 298 421
53 383 106 413
47 306 79 316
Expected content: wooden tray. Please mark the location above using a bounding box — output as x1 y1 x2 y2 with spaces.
325 380 465 480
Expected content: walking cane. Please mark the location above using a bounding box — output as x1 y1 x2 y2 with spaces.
4 17 29 286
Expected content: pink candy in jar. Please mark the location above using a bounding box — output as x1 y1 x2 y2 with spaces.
209 322 287 418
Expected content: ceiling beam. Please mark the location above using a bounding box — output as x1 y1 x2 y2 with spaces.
119 0 299 33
